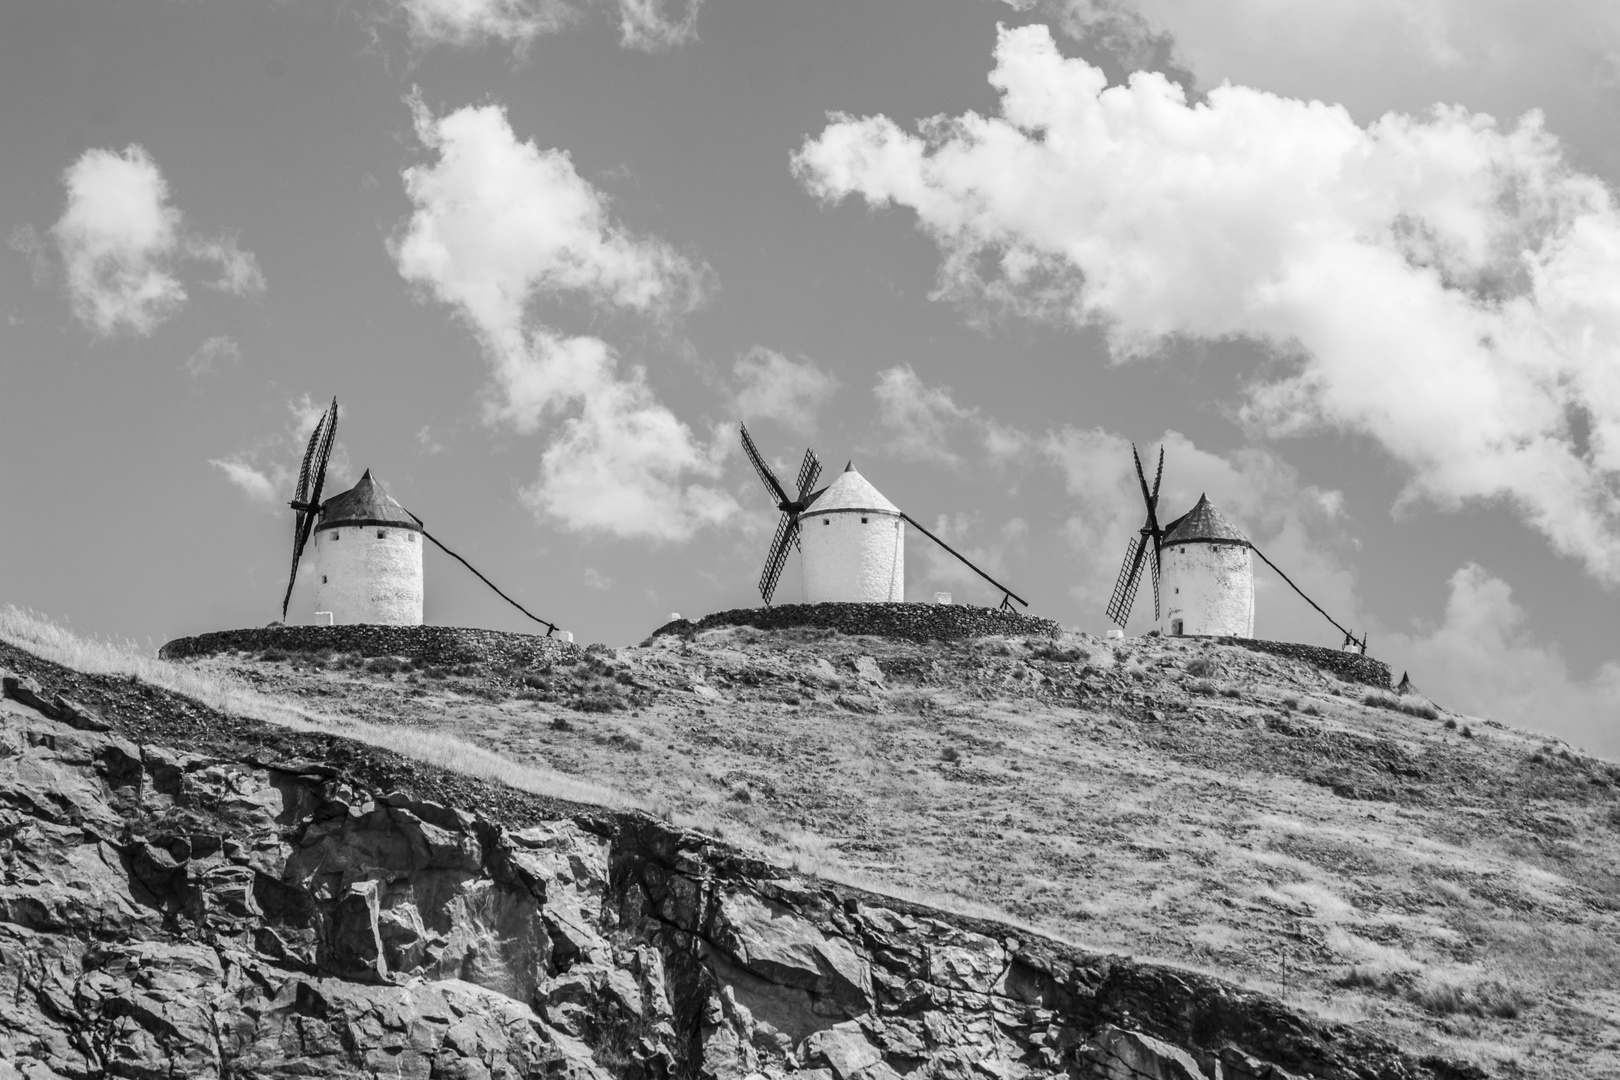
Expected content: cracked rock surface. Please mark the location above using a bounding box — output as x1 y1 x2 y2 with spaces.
0 651 1478 1080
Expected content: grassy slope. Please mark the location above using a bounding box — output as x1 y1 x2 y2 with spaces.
18 610 1620 1078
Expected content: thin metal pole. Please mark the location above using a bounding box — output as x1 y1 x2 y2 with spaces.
899 512 1029 608
405 510 558 635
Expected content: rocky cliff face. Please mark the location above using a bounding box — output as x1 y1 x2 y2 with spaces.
0 650 1480 1080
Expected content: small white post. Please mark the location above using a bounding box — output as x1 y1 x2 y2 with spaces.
933 592 952 605
314 612 334 626
1105 626 1124 640
557 630 574 643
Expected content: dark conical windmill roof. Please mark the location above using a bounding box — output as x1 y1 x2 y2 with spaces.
318 469 420 531
1161 494 1249 548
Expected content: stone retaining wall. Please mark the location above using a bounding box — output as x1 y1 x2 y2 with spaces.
158 624 575 668
1216 636 1392 688
651 602 1061 643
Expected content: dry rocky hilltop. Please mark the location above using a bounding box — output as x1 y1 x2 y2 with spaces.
1 607 1614 1078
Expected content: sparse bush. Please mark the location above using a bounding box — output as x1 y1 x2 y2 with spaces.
1301 703 1321 716
729 784 753 803
1218 685 1242 699
985 640 1015 657
1461 725 1474 739
1363 689 1438 720
1189 679 1216 696
585 643 616 658
1411 975 1530 1019
1530 751 1546 765
1444 718 1457 730
365 656 405 675
941 746 961 763
550 716 573 732
1030 641 1088 663
1281 696 1300 710
260 649 291 663
1185 655 1218 678
1338 966 1405 995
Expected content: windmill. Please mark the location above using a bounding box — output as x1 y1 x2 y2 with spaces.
277 396 561 634
739 423 1030 610
1102 443 1368 650
1104 444 1166 629
282 397 339 620
739 422 823 604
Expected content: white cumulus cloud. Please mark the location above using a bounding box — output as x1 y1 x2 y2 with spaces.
395 97 734 543
797 23 1620 585
1383 564 1620 755
732 347 837 434
50 145 263 338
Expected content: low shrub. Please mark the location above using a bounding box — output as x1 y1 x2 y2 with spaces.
1185 655 1218 678
260 649 291 663
1281 695 1300 710
941 746 961 763
1301 702 1321 716
1363 689 1438 720
1411 975 1529 1019
1188 679 1217 696
1444 718 1457 730
365 656 405 675
1030 641 1088 663
1218 685 1242 699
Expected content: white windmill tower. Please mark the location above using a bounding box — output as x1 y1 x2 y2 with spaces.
739 424 1029 608
1157 494 1254 638
310 470 425 625
798 463 905 602
280 398 561 633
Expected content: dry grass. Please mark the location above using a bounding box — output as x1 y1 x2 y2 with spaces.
1363 688 1440 720
0 606 644 813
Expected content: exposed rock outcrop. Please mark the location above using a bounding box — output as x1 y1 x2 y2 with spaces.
0 655 1481 1080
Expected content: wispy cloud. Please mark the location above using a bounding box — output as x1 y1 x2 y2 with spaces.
42 145 262 338
872 365 1029 467
394 96 735 542
182 335 242 377
389 0 700 52
212 396 350 506
798 23 1620 586
732 347 837 434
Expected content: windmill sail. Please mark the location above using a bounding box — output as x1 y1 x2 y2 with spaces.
740 424 826 605
1104 444 1166 629
281 397 338 619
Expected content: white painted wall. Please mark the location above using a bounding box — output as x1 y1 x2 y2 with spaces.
799 511 904 603
311 524 424 625
1160 542 1254 637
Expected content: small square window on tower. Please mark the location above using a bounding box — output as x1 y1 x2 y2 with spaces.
860 516 869 524
330 532 339 540
321 575 328 584
377 530 386 539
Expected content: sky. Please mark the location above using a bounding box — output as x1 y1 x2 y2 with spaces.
2 0 1618 752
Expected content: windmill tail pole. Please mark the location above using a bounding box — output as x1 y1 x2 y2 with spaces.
899 512 1029 609
404 510 559 636
1250 544 1358 648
